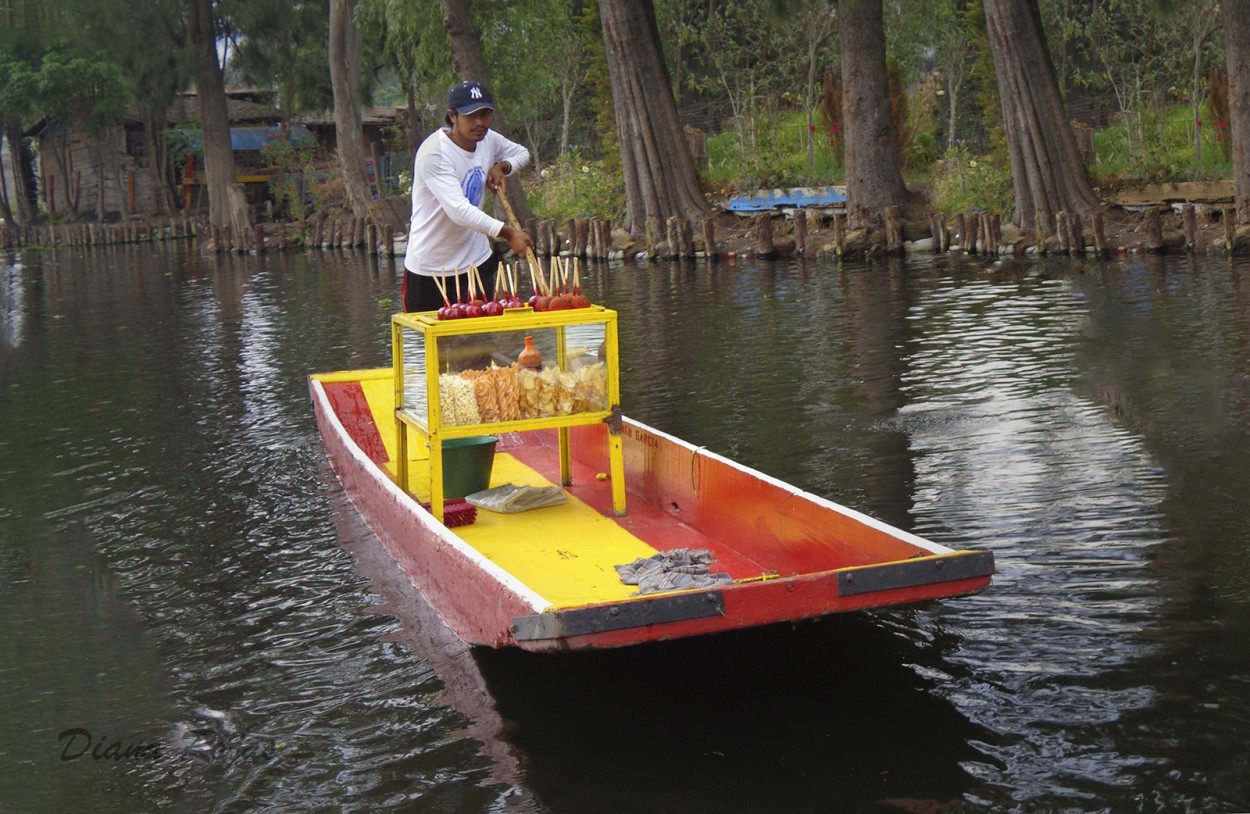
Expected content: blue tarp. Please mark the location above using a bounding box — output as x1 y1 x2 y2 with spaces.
229 125 316 151
184 125 316 152
723 186 847 212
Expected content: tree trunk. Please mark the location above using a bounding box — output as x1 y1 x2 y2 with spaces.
0 131 13 229
187 0 251 233
440 0 534 224
2 118 38 224
598 0 711 235
46 133 72 215
837 0 909 229
329 0 377 224
142 108 178 216
983 0 1100 231
402 72 422 155
1226 0 1250 225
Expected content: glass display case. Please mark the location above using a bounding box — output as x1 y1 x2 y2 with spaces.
391 306 624 521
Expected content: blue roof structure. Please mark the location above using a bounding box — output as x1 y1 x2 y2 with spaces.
183 124 316 152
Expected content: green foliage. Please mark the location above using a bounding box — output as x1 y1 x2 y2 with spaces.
356 0 453 120
261 136 311 225
37 51 130 133
230 0 332 115
961 1 1005 161
703 109 844 191
528 148 623 222
0 52 39 120
260 135 349 221
1092 104 1233 182
3 0 1244 229
927 144 1014 216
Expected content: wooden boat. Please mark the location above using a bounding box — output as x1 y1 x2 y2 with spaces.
309 307 992 652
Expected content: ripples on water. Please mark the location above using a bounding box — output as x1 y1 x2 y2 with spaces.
1 246 1249 812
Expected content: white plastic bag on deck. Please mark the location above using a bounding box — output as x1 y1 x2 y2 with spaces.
465 483 569 513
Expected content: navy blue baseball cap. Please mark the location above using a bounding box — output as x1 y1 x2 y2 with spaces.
445 81 495 124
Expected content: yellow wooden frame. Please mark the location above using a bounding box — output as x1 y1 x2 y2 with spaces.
391 306 625 522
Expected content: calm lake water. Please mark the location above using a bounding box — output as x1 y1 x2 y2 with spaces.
1 242 1248 813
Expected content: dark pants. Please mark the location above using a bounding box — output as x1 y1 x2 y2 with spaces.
402 255 501 313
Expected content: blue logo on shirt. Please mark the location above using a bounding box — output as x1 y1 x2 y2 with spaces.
464 167 486 207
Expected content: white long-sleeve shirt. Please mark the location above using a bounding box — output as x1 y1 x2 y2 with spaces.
403 128 530 276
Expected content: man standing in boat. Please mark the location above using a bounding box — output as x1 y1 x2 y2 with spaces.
402 81 534 313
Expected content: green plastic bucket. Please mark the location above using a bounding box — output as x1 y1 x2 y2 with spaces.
440 436 498 499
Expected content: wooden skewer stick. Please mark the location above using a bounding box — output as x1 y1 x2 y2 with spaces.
496 191 544 293
525 258 539 296
434 268 451 306
473 265 488 301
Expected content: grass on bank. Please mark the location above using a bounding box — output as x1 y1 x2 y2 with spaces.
526 103 1233 222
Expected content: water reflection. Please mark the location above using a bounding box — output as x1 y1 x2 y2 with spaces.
472 616 995 814
2 246 1249 812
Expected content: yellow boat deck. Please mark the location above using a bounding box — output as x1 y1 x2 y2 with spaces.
332 370 662 608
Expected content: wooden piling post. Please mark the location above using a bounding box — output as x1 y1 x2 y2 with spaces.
885 205 903 254
545 219 559 256
754 212 775 257
1090 212 1107 257
932 213 948 252
600 219 613 258
1182 205 1197 251
645 217 662 257
794 210 808 257
574 219 589 257
966 212 980 254
832 212 846 257
702 217 719 259
1145 207 1165 253
666 217 680 259
1067 212 1083 255
1056 211 1071 254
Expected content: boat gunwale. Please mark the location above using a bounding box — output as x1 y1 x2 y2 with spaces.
310 376 551 614
618 417 958 559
